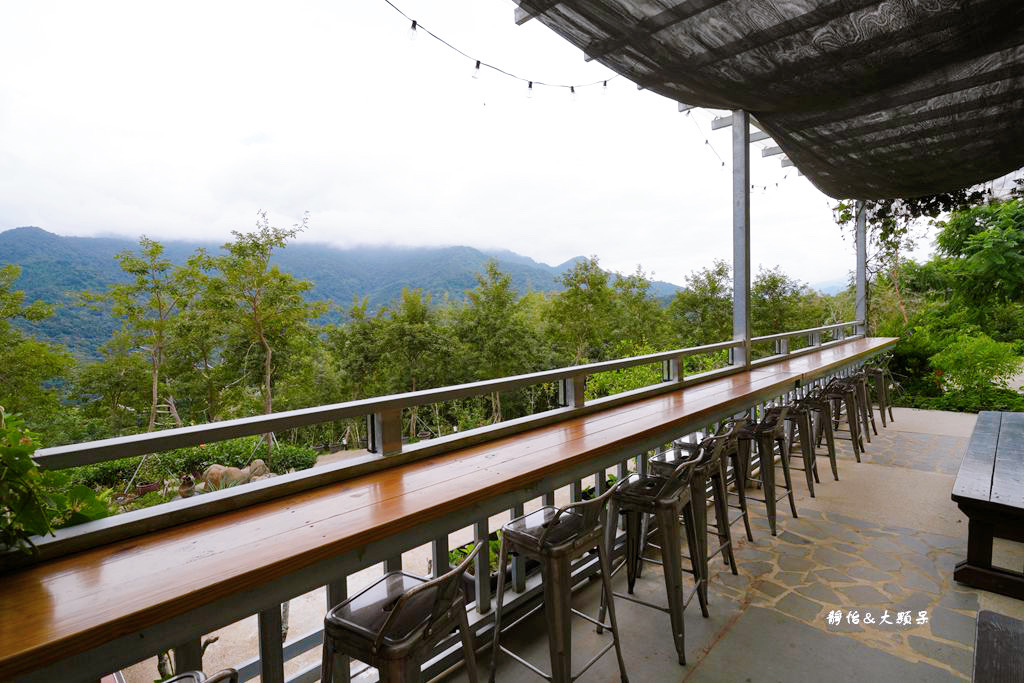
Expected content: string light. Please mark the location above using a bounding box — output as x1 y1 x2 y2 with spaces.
381 0 617 95
527 81 533 98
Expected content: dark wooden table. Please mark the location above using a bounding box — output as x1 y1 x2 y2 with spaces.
973 610 1024 682
952 411 1024 599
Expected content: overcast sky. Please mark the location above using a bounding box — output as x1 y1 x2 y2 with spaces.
0 0 937 288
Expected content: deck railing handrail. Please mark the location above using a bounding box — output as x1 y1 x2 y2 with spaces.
32 322 860 471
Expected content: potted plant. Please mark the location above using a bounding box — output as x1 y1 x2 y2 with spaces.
447 530 541 593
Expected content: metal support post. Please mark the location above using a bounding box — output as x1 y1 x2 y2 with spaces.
732 109 751 367
367 408 402 456
855 200 868 335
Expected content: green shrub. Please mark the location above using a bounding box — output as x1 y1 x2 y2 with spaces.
929 334 1023 392
68 436 318 489
1 410 113 552
894 386 1024 413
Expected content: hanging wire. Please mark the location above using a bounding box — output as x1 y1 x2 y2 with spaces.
684 110 726 167
381 0 619 90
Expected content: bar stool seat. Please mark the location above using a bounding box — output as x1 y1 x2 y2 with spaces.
164 670 237 683
322 544 481 682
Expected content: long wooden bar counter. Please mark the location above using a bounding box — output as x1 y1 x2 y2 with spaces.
0 337 896 682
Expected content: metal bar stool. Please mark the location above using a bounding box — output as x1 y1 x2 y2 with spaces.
648 428 745 610
321 543 481 683
782 402 821 497
736 406 799 536
866 366 896 427
489 484 628 683
821 378 864 461
794 388 840 481
597 448 705 665
850 370 878 441
164 670 238 683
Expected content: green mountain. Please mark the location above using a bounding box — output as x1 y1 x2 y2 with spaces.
0 226 682 359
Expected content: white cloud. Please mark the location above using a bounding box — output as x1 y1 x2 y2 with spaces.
0 0 861 287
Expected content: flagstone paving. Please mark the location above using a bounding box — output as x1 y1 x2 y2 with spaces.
442 407 1024 683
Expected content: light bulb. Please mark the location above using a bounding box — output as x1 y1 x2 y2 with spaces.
527 81 533 98
408 20 417 40
473 60 481 79
570 86 576 101
602 80 608 95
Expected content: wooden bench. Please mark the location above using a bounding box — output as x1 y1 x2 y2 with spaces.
952 411 1024 599
973 610 1024 682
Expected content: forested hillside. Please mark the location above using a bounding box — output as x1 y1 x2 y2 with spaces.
0 227 681 358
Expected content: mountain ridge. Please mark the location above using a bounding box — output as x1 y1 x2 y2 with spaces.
0 226 683 358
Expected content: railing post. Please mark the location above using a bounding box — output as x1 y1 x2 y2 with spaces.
780 337 790 355
732 109 752 368
474 519 491 614
172 639 203 677
326 579 350 683
812 331 822 347
559 374 586 408
663 356 684 383
855 200 868 336
367 408 402 456
258 607 285 683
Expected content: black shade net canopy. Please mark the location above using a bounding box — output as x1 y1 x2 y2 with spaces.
513 0 1024 200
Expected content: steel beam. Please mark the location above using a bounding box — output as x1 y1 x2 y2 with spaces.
732 110 751 368
856 200 868 335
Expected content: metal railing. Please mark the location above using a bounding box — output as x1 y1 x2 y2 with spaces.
11 324 861 571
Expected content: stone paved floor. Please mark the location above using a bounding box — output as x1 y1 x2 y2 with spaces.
440 408 1024 683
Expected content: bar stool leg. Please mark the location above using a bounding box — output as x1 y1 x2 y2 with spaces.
379 658 421 682
794 416 816 496
542 555 573 683
857 379 877 439
488 538 512 683
684 494 709 616
456 599 480 683
871 371 888 428
624 509 643 594
658 504 689 665
596 534 629 683
776 435 799 518
712 465 738 574
843 393 863 460
756 433 778 536
817 404 839 480
731 445 754 542
805 412 821 484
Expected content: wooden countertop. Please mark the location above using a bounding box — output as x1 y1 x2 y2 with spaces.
0 337 897 680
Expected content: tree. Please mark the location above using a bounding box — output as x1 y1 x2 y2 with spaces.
456 262 539 421
0 265 73 428
667 259 732 347
611 266 668 349
545 257 617 364
205 212 327 459
82 238 195 431
935 198 1024 305
381 288 458 438
751 266 822 336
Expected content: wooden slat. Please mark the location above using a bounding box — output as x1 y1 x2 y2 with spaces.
953 411 1001 503
991 412 1024 509
973 610 1024 682
0 337 897 681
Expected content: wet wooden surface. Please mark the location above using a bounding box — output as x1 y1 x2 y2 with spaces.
0 337 896 680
